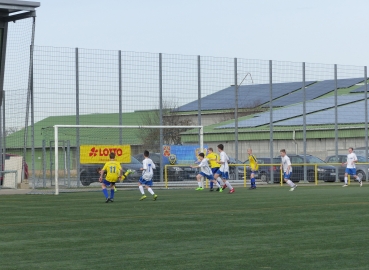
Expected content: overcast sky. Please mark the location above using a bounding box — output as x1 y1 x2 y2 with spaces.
34 0 369 67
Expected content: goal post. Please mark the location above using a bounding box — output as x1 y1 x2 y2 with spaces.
53 124 204 195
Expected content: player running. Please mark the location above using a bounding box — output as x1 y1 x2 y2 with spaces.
215 144 235 193
280 149 297 191
191 152 222 191
342 147 363 187
138 150 158 201
206 147 222 192
247 148 258 190
99 152 122 203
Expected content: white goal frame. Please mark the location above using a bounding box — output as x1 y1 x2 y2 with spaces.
54 125 204 195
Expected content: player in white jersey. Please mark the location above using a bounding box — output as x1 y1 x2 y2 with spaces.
191 153 223 191
138 150 158 201
342 147 362 187
280 149 297 191
214 144 235 193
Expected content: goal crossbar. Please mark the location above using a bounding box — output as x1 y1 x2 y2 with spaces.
54 124 204 195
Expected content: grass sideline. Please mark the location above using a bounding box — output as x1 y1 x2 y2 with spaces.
1 186 369 270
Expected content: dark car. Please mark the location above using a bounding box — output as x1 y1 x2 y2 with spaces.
324 155 369 181
228 157 258 180
278 154 336 182
244 157 282 183
79 156 142 186
133 153 187 181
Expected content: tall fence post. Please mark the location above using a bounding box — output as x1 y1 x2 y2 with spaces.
334 64 339 182
234 58 238 180
159 53 163 182
302 62 308 182
118 50 123 144
0 90 3 185
269 60 274 184
197 55 201 149
75 48 80 187
42 139 46 188
365 66 368 180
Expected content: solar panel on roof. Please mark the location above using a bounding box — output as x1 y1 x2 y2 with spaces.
177 81 315 112
216 94 365 129
262 78 364 108
274 100 369 126
350 85 369 93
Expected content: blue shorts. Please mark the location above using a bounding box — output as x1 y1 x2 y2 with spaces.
139 177 153 186
199 172 214 180
215 169 229 180
251 170 257 174
102 179 116 186
211 168 220 174
283 172 292 180
345 168 356 176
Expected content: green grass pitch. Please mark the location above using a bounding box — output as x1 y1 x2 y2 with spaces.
1 185 369 270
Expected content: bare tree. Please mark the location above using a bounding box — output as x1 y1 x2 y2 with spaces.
5 127 21 136
136 101 193 152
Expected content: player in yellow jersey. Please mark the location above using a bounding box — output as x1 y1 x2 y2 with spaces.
206 148 223 192
99 152 122 203
247 148 259 190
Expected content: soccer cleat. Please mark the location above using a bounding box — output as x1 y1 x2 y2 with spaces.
229 188 235 194
139 195 147 201
342 184 348 187
249 187 256 190
114 186 117 192
109 198 114 203
360 181 363 187
216 187 220 191
126 169 134 175
153 194 158 201
219 187 223 192
209 188 214 192
105 198 110 203
222 184 227 190
195 187 204 191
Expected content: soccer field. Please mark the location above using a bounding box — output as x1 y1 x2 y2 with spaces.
1 186 369 270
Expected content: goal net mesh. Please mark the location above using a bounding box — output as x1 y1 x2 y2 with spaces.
36 125 204 194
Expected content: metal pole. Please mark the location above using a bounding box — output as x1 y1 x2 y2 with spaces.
75 48 80 187
118 50 123 144
159 53 163 182
42 139 46 188
303 62 307 182
55 126 59 195
365 66 368 180
334 64 339 182
269 60 274 184
67 140 71 187
0 91 2 185
234 58 239 180
30 45 35 189
197 55 202 150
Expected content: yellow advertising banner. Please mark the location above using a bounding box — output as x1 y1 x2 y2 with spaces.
80 145 131 164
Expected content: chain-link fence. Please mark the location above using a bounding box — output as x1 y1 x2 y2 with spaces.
2 45 369 190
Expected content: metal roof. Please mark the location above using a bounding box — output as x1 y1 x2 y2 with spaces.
0 0 40 14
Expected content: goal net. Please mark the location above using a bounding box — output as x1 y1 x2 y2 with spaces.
43 125 204 195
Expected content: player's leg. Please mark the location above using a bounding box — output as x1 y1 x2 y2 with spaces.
284 173 296 191
145 181 158 200
249 171 256 190
343 170 349 187
214 172 223 191
109 183 115 202
101 180 110 202
222 172 235 193
352 168 362 186
138 177 147 200
195 174 204 190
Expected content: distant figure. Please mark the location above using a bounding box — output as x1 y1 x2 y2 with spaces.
99 152 122 203
138 150 158 201
247 149 259 190
206 148 221 191
215 144 235 194
280 149 297 191
342 147 362 187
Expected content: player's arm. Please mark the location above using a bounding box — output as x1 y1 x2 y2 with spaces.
286 159 291 173
99 164 107 182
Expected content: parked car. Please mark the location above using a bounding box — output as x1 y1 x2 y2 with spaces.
277 154 336 182
228 157 258 180
324 155 369 181
244 157 282 183
133 153 190 181
79 156 142 186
